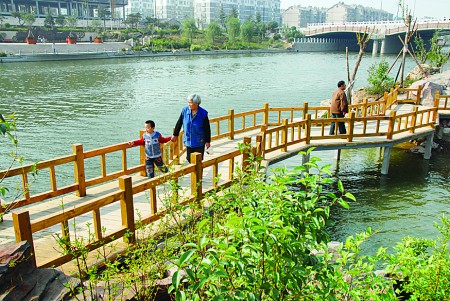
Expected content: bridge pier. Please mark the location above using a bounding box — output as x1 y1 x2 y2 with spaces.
372 40 379 56
424 133 434 160
380 39 386 55
381 146 392 175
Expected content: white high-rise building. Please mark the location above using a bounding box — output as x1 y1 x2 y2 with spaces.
194 0 281 28
155 0 194 21
125 0 155 18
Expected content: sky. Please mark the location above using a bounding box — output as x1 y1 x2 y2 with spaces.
280 0 450 19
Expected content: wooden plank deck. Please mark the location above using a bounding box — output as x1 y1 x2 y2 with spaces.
0 104 436 274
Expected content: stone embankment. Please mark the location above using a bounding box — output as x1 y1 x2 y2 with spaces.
0 42 289 63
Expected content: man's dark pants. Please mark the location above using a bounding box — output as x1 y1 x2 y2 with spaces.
186 145 205 163
329 113 347 135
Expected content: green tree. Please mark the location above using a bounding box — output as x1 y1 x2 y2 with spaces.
266 20 278 32
229 6 238 19
11 11 25 26
365 59 395 95
65 16 78 29
44 14 55 29
124 13 141 29
255 11 261 23
182 18 197 44
55 14 66 28
205 21 221 44
23 13 36 28
428 31 449 69
97 7 110 31
240 21 254 45
414 35 428 64
218 4 226 29
226 17 240 43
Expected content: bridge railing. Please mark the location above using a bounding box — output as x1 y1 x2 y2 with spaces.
0 142 144 214
12 138 256 268
1 86 441 216
260 105 438 156
7 94 443 268
435 91 450 111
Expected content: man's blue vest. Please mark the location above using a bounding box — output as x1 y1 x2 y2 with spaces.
182 106 208 148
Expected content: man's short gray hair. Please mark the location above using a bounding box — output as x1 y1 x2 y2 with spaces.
187 94 201 105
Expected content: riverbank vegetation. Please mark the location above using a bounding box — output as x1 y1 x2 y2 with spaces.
0 10 304 52
53 148 450 300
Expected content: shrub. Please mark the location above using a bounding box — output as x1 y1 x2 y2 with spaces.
0 51 7 57
365 59 395 95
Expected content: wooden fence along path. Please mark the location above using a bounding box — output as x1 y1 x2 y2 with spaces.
1 87 449 274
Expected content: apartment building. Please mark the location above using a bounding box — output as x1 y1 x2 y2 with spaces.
193 0 281 28
281 5 326 29
326 2 393 23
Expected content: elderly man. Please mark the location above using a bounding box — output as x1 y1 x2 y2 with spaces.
171 94 211 163
329 80 349 135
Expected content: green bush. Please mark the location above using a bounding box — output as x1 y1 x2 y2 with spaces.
190 44 202 51
0 51 7 57
365 59 395 95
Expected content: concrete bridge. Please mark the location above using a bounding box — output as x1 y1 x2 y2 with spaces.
296 19 450 54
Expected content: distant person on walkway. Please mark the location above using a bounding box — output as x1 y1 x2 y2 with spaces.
329 80 349 135
171 94 211 163
128 120 171 178
52 42 56 54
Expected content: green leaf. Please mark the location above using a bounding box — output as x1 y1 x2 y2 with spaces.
339 199 350 209
172 270 181 290
337 179 344 193
344 192 356 201
175 290 186 301
178 249 196 266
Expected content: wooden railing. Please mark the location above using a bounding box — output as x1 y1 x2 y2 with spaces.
5 89 446 268
12 137 262 268
0 86 437 215
435 91 450 111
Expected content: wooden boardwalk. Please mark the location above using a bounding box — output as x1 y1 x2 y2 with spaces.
1 93 446 274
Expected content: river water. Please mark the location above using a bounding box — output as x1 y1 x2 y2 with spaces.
1 52 449 254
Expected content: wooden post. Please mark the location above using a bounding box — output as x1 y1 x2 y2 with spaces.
416 85 423 105
72 144 86 197
362 99 368 117
149 187 158 213
381 146 392 175
93 209 102 241
424 133 434 160
241 137 251 173
302 102 308 120
12 210 36 268
281 118 288 152
387 111 396 139
383 91 388 114
255 134 263 158
138 130 146 176
434 91 440 108
228 109 235 140
410 107 418 133
260 124 267 159
263 103 269 125
306 114 312 144
347 111 355 142
173 127 180 163
190 153 203 203
119 176 135 244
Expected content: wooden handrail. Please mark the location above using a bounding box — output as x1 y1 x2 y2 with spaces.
8 94 441 268
2 92 445 215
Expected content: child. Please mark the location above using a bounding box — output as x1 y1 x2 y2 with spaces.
129 120 172 178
